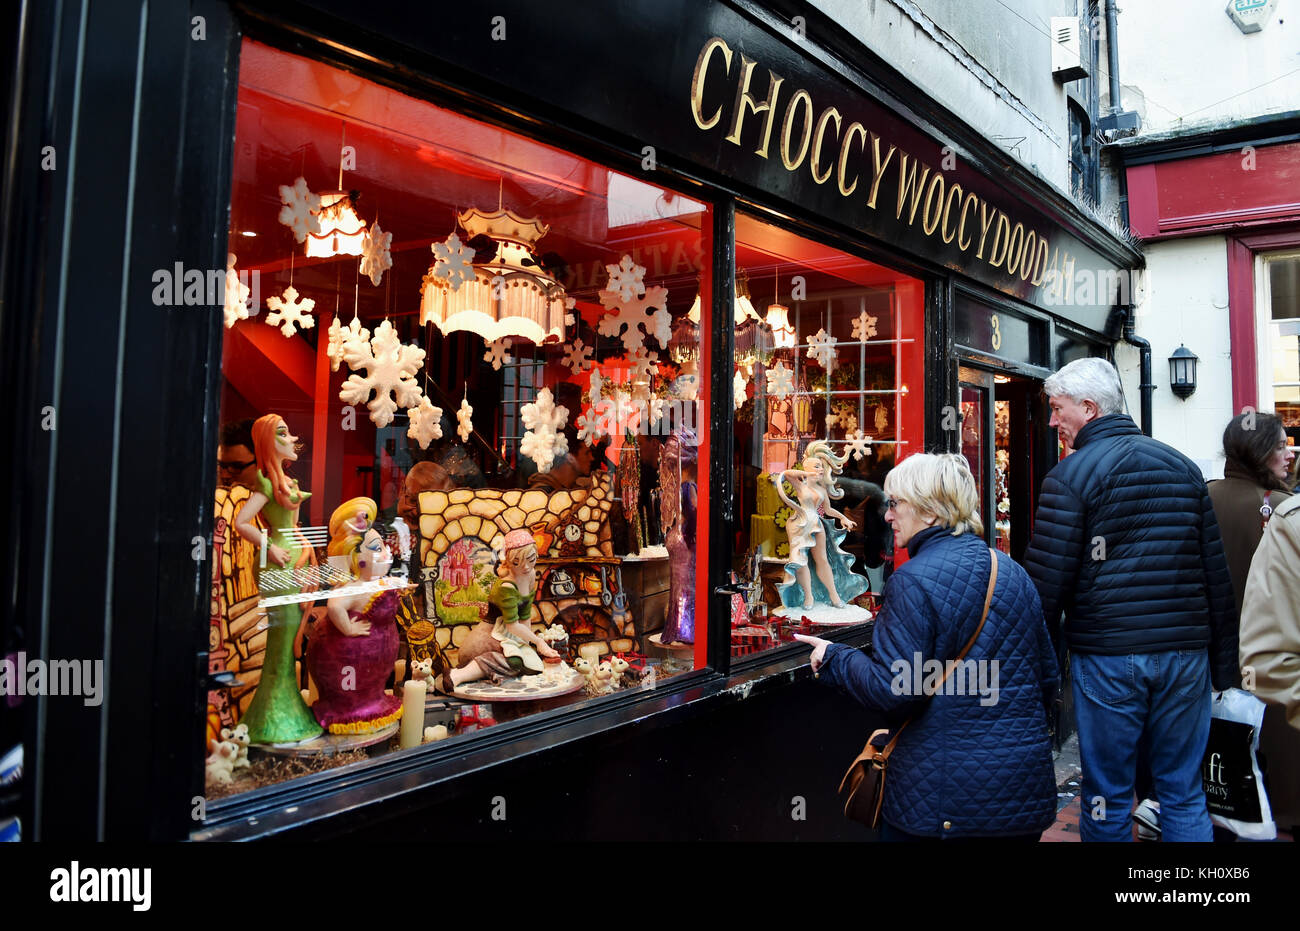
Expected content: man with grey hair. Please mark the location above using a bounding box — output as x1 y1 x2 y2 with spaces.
1022 357 1237 842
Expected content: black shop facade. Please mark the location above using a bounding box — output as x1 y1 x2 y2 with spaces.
4 0 1138 842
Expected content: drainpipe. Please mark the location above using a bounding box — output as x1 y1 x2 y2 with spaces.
1122 305 1153 436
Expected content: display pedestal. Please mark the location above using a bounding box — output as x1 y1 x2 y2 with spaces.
256 721 399 757
771 602 872 626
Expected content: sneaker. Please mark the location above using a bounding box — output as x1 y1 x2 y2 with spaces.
1134 798 1161 841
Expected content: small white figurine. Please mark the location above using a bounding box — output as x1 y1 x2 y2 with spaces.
608 655 629 687
594 661 615 694
423 724 450 743
410 657 435 689
205 739 240 785
574 657 595 686
220 724 251 770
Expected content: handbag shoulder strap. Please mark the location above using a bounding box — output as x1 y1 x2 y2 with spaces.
878 547 999 756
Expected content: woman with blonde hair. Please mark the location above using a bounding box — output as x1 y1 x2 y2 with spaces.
307 502 404 734
797 452 1058 840
433 529 560 693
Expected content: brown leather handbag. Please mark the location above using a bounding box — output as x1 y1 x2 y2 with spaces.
838 548 999 830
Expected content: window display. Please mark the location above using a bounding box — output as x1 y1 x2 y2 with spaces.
207 41 709 797
729 212 925 654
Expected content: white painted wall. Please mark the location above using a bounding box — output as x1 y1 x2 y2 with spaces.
1115 0 1299 135
806 0 1086 196
1114 235 1234 479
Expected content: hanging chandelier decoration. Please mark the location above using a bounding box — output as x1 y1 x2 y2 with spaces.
420 206 568 346
304 190 368 258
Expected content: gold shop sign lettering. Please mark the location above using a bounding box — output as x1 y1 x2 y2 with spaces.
688 36 1080 306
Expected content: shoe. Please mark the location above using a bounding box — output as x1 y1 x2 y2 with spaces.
1134 798 1161 841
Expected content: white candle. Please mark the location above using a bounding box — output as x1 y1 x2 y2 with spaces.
394 659 406 684
399 680 426 749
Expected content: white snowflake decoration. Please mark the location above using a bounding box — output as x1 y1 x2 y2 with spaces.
604 254 646 303
339 319 427 428
483 337 513 371
839 411 859 434
265 285 316 337
733 369 748 409
277 177 322 243
406 395 445 450
562 338 594 374
576 408 608 445
629 347 659 383
806 328 838 369
564 297 577 327
222 253 252 329
588 368 606 403
845 430 873 461
519 388 570 472
360 220 393 287
851 311 879 342
431 232 476 291
596 287 670 353
326 315 370 372
456 398 474 442
765 361 794 400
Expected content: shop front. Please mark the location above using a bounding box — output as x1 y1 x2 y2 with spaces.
4 0 1139 841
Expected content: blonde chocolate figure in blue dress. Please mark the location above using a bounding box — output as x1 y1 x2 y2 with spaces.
774 440 867 610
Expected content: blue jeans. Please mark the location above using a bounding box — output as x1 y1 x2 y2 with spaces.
1071 650 1212 842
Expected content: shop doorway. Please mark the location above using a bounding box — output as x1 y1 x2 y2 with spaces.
958 366 1046 564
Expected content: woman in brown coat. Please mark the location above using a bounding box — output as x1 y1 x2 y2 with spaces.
1209 411 1297 830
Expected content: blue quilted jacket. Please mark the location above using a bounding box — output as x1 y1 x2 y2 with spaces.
1020 414 1238 691
821 527 1058 838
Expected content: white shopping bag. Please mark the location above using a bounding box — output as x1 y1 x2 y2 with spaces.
1203 688 1276 840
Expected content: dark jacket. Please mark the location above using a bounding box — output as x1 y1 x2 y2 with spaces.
1208 464 1292 618
820 527 1058 838
1021 414 1238 690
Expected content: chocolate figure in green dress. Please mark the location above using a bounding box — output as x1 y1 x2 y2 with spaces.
233 414 323 744
433 529 559 693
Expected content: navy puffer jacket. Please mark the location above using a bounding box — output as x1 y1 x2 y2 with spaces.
821 527 1058 838
1021 414 1238 690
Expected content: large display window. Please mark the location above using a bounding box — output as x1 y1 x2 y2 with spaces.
728 212 925 656
207 41 710 797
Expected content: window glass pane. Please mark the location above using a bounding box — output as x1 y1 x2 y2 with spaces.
209 40 709 798
1267 255 1300 431
731 211 925 654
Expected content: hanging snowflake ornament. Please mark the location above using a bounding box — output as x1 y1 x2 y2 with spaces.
733 369 748 409
562 338 594 374
327 315 371 372
483 337 513 371
629 347 659 383
564 297 577 328
277 177 322 243
456 397 474 442
604 254 646 303
222 253 252 329
588 368 606 403
360 220 393 287
598 270 670 351
806 328 838 369
845 430 873 461
430 232 476 291
338 319 427 428
575 408 608 445
519 388 570 471
851 311 879 342
838 409 859 434
265 285 316 337
765 361 794 400
406 395 445 450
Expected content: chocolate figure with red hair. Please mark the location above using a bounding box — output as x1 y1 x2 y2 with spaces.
233 414 323 744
